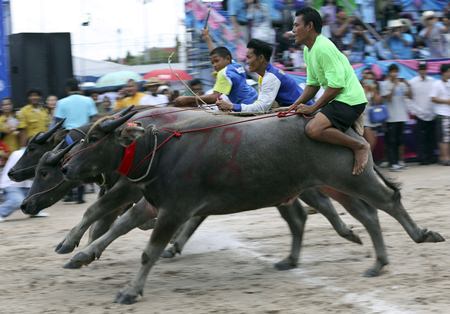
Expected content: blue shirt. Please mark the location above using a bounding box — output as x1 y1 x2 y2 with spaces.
233 63 306 113
213 62 258 104
54 94 97 129
228 0 248 24
388 33 414 59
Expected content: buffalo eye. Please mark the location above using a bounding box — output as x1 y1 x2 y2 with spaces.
40 170 48 178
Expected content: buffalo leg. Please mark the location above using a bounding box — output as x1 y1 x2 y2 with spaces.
321 187 389 277
274 198 307 271
300 188 362 245
115 209 187 304
64 198 157 269
55 179 141 254
340 176 445 244
87 209 123 244
161 216 207 258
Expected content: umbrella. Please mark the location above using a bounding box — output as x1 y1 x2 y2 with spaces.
143 69 192 82
96 71 142 88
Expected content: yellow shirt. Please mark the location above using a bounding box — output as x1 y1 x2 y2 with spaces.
114 92 146 110
0 115 19 153
17 104 50 139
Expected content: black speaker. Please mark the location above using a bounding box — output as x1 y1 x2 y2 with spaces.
9 33 73 108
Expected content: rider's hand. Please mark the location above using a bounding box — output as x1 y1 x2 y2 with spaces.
216 99 233 111
286 103 299 112
296 104 316 115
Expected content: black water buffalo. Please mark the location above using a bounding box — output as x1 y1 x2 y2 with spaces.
22 108 369 273
61 107 444 304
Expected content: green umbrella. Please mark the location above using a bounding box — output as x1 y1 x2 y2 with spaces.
96 71 142 88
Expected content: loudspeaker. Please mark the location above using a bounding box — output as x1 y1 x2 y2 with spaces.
9 33 73 108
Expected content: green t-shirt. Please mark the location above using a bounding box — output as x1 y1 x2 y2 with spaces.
303 35 367 106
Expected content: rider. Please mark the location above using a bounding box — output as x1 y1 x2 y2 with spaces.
175 29 257 107
288 7 369 175
216 38 307 112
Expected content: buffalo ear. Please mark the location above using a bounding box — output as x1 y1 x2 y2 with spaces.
117 125 146 147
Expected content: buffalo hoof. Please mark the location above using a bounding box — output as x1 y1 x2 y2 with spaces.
161 247 177 258
55 240 78 254
363 260 388 277
115 287 142 305
420 229 445 243
344 230 363 245
64 252 95 269
274 257 297 271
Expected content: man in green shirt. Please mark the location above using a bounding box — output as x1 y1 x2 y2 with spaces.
288 7 369 175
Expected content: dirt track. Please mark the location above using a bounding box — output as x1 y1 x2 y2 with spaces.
1 164 449 314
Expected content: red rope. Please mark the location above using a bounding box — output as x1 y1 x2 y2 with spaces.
127 109 311 174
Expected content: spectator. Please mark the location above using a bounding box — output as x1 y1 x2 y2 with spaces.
228 0 249 41
54 78 98 204
54 78 97 130
183 79 204 96
98 96 113 115
349 19 373 63
45 95 58 117
0 140 8 167
331 7 353 53
114 79 148 110
355 0 376 25
320 0 337 25
247 0 276 45
157 85 171 99
419 11 448 59
0 98 19 154
409 61 437 165
141 79 169 107
16 89 50 147
0 147 48 222
381 64 413 171
381 0 402 29
361 69 382 151
430 64 450 166
386 19 414 59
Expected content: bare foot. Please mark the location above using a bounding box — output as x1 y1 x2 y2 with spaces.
352 143 370 175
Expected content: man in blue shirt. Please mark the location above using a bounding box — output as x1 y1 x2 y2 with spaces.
53 78 97 204
216 39 307 113
54 78 98 129
386 19 414 59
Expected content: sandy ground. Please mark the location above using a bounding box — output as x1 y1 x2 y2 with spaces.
0 164 450 314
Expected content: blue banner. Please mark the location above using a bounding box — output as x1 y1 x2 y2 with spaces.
0 1 10 99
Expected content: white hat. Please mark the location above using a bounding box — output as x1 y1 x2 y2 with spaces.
387 19 403 28
157 85 170 93
421 11 435 24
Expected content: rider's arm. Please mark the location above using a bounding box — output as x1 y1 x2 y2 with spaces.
233 73 280 113
291 85 320 106
312 87 343 110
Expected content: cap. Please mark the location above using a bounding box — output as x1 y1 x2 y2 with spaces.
418 61 427 70
144 78 163 87
421 11 435 24
387 19 403 28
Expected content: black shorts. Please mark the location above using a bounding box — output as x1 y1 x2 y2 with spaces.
320 100 366 132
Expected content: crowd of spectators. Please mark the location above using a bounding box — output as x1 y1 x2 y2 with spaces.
222 0 449 69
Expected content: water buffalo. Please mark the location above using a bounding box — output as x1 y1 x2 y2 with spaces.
22 109 368 272
61 107 444 304
8 119 67 181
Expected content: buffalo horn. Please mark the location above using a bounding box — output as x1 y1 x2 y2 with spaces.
45 140 79 165
33 118 66 144
99 111 138 133
114 105 135 117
